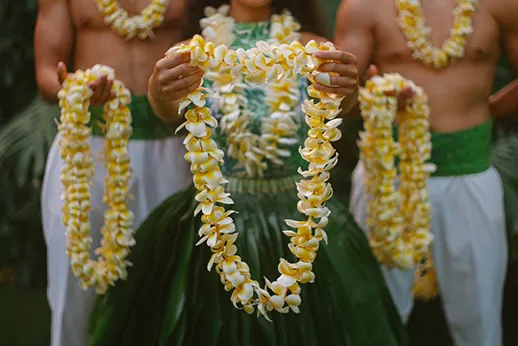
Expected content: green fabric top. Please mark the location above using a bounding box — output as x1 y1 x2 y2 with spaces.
89 94 175 140
394 120 492 177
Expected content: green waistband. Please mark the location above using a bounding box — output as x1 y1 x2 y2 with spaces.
89 95 175 140
394 120 492 177
226 175 299 194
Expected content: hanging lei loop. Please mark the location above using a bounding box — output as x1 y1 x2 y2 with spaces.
396 0 478 69
58 65 134 294
94 0 169 40
199 6 303 177
358 73 438 298
167 31 344 319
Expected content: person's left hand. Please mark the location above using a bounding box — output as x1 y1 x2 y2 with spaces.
312 49 358 99
365 64 415 111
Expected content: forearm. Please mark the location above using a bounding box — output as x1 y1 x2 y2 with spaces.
490 79 518 118
37 67 62 104
147 91 183 124
341 88 362 118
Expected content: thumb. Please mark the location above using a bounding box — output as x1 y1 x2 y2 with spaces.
363 64 379 83
57 62 68 84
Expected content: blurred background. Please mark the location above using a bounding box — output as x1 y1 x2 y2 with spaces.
0 0 516 345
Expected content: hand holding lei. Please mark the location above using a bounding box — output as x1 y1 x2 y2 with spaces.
358 73 436 272
58 65 134 294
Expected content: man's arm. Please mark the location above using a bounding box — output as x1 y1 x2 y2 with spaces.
333 0 375 117
489 79 518 118
34 0 74 103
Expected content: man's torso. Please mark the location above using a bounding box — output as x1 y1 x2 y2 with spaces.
69 0 186 94
370 0 501 132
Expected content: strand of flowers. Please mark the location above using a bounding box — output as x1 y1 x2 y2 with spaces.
259 11 302 170
58 65 135 294
169 35 343 319
200 6 301 175
94 0 169 40
217 80 267 176
261 78 301 167
358 73 435 271
396 0 478 69
201 5 266 175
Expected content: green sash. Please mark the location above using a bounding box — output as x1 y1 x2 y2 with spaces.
89 95 176 140
394 120 492 177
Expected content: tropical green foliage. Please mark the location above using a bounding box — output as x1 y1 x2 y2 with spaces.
0 0 39 123
0 0 51 287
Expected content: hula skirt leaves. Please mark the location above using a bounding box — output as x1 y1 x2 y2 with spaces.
89 182 408 346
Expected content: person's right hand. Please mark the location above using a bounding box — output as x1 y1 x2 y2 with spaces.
363 64 415 111
149 51 205 102
57 61 114 106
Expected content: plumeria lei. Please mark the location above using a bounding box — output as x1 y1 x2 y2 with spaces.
94 0 169 40
58 65 134 294
396 0 478 69
168 31 344 318
198 6 303 177
358 73 436 278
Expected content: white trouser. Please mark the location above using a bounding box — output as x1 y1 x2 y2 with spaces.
42 135 191 346
350 162 507 346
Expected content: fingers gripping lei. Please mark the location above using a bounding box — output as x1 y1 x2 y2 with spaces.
169 34 344 319
58 65 134 294
358 73 438 298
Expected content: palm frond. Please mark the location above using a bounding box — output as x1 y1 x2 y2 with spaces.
0 95 58 186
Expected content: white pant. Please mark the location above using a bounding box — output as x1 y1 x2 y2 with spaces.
350 162 507 346
42 135 191 346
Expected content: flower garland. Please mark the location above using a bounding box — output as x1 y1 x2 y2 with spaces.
396 0 478 69
358 73 435 273
199 6 302 177
94 0 169 40
58 65 134 294
169 35 343 319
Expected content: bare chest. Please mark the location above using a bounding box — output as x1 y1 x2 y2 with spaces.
69 0 185 31
372 0 499 65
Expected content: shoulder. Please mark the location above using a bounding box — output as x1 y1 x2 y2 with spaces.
300 32 330 45
336 0 376 27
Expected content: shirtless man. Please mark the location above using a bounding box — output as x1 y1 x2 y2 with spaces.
35 1 191 345
335 0 518 345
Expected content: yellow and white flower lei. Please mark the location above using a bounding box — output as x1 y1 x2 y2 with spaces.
358 73 435 271
168 34 343 319
94 0 169 40
199 6 303 177
58 65 134 294
396 0 478 69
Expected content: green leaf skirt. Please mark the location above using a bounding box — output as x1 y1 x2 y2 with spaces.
89 178 408 346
